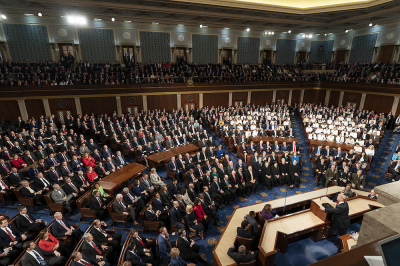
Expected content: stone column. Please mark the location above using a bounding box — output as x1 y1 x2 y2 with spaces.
272 90 276 102
247 91 251 104
199 93 204 108
42 99 51 117
392 96 399 115
229 92 233 107
338 91 344 106
359 93 366 110
288 90 293 106
300 89 305 103
142 95 148 112
74 97 82 115
177 94 182 110
17 100 28 121
324 90 331 106
116 96 122 117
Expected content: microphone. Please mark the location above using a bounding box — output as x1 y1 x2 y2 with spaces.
325 186 329 197
282 190 288 216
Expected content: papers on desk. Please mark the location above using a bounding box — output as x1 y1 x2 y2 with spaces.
365 256 384 266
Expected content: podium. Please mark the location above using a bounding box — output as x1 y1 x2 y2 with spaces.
310 197 335 222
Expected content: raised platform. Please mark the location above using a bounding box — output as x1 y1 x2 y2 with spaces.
375 181 400 206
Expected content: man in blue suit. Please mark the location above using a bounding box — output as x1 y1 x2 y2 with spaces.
153 140 164 152
71 251 104 266
170 201 186 231
0 218 29 250
47 166 64 184
71 155 85 172
157 227 172 263
105 157 120 173
168 157 183 181
46 153 60 167
52 212 83 239
102 145 114 159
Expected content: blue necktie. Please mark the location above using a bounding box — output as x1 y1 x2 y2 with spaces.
132 251 142 262
216 182 220 191
33 250 46 265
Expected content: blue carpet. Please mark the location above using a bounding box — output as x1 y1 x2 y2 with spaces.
1 118 397 265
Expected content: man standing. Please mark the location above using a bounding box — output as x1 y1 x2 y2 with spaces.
320 194 350 236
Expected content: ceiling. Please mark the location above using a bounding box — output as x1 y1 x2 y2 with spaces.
0 0 400 35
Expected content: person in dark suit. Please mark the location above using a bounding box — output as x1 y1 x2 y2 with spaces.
144 204 167 228
89 191 108 219
320 194 350 236
131 229 156 255
157 227 172 263
227 244 257 264
126 241 153 266
15 206 46 235
7 167 25 186
81 233 113 265
236 220 254 239
244 166 258 193
52 212 83 239
21 241 66 266
0 174 16 203
0 218 28 250
0 159 12 176
63 177 85 197
71 251 105 266
90 220 121 252
114 151 128 168
19 180 47 207
211 176 230 206
170 201 186 230
176 229 210 265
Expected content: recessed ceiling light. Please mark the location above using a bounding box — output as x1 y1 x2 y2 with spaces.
38 12 42 17
288 30 291 33
345 29 349 33
316 34 320 36
24 13 34 16
152 22 159 24
94 18 102 21
125 20 131 23
200 24 203 28
369 23 373 27
309 34 313 38
246 28 250 32
67 15 88 25
224 27 230 30
1 14 6 19
111 17 115 22
283 32 287 33
325 34 327 36
202 25 208 28
178 24 184 26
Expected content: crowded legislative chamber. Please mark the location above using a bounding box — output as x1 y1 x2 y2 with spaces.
2 1 400 266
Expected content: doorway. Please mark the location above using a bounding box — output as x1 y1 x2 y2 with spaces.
122 46 135 65
336 50 348 63
58 43 74 60
175 47 187 64
378 45 395 63
184 103 195 113
262 50 272 65
221 49 232 64
57 110 72 124
234 101 244 107
346 102 357 109
127 106 139 116
298 52 307 63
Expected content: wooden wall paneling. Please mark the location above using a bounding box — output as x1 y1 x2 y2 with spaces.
147 95 177 111
303 89 326 105
378 45 395 63
251 91 274 105
328 90 341 107
120 96 144 114
291 90 301 105
80 97 117 115
342 92 362 109
48 98 77 117
275 90 290 105
232 92 247 107
25 99 45 119
0 100 20 122
363 94 393 114
203 93 229 107
181 93 199 111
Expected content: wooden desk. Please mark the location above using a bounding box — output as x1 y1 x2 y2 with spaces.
249 136 298 144
311 235 395 266
308 139 355 152
98 162 146 194
338 234 358 253
147 144 199 167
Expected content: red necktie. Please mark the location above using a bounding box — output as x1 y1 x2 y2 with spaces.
59 220 70 231
240 174 244 183
79 260 93 266
29 156 33 162
70 183 78 193
8 141 14 147
6 152 11 159
199 169 203 176
336 202 339 206
91 241 102 255
129 144 132 149
5 228 15 241
2 164 9 173
81 176 88 186
137 237 145 247
41 163 46 171
97 198 103 207
100 228 110 237
54 171 59 178
52 158 57 164
65 166 71 174
0 181 9 190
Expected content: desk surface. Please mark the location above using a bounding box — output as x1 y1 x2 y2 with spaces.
147 144 199 164
213 187 374 266
261 211 325 253
98 162 146 193
249 137 298 143
308 140 355 151
312 197 384 216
